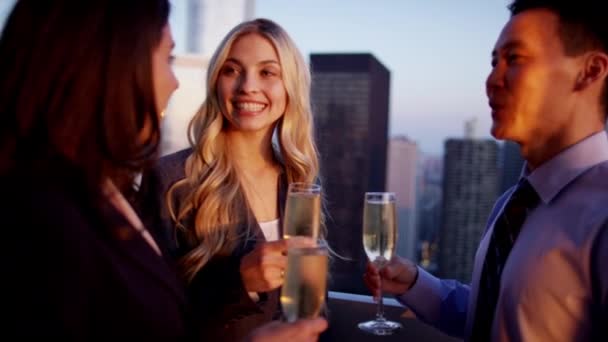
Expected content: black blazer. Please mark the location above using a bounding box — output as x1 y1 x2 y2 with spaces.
2 161 189 341
137 148 287 342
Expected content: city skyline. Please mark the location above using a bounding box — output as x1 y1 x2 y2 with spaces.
254 0 511 155
0 1 513 155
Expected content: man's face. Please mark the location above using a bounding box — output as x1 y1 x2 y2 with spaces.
486 9 581 148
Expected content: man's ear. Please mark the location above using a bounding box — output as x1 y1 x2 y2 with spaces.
575 51 608 91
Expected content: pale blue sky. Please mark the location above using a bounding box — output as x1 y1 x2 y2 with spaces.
1 0 512 154
251 0 511 154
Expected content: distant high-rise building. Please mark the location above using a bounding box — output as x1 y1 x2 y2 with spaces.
0 0 16 30
500 141 525 193
416 154 443 273
439 137 499 283
161 55 209 155
310 53 390 294
186 0 255 56
386 136 418 261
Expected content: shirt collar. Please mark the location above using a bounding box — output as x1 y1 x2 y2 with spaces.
523 131 608 204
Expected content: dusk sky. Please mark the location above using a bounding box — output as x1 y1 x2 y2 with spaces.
252 0 511 155
1 0 513 155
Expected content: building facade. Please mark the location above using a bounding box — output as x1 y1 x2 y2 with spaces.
386 136 418 261
439 138 499 282
310 53 390 294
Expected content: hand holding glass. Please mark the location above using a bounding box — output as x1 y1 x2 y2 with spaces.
358 192 402 335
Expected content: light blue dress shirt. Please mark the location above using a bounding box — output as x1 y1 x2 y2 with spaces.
398 131 608 341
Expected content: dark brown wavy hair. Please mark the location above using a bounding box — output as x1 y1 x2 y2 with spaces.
0 0 170 195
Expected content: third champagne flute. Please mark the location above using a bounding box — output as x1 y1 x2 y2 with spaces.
358 192 402 335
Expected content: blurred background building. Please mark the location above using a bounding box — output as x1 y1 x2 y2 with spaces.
437 119 499 282
500 140 525 193
386 136 419 261
310 53 390 294
415 154 443 273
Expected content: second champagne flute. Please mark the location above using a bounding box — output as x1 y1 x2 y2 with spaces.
358 192 402 335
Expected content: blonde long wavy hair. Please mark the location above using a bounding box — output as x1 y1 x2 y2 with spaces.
167 18 320 282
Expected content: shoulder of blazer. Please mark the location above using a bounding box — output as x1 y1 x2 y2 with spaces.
154 148 193 186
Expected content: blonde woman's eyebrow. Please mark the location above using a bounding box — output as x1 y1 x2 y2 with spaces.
224 57 280 67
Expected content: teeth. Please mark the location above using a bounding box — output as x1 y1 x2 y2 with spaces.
235 102 265 112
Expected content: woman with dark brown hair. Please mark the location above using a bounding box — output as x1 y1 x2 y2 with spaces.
0 1 326 340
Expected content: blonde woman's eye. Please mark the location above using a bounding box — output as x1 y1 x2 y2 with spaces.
221 66 238 76
261 69 278 77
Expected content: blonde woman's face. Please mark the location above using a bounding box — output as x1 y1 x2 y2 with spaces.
216 33 287 133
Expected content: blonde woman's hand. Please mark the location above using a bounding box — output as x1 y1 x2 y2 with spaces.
240 240 288 292
240 237 317 293
245 318 328 342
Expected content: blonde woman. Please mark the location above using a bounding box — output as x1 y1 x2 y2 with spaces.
138 18 322 342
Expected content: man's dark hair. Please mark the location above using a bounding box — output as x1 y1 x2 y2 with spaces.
0 0 170 195
508 0 608 114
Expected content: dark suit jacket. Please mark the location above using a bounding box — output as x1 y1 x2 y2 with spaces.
2 161 189 341
137 148 287 342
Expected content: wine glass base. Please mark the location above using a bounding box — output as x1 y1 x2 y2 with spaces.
358 319 402 336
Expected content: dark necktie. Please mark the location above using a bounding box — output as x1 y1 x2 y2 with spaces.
470 179 540 341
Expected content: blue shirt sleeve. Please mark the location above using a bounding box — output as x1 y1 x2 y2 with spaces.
396 267 470 338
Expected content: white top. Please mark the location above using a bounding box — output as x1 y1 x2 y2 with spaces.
258 218 280 241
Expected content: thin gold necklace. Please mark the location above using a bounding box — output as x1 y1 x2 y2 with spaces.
239 169 278 222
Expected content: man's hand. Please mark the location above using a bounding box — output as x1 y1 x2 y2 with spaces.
363 255 419 298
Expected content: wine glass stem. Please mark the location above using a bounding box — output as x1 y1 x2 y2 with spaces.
376 273 385 321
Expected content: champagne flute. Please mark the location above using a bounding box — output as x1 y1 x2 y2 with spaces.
280 247 328 322
283 182 321 240
358 192 402 335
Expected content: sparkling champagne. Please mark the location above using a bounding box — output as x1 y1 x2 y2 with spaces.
280 248 328 322
283 192 321 239
362 199 397 268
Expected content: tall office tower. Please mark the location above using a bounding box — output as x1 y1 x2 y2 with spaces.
160 55 209 156
439 133 499 283
160 0 255 155
186 0 255 56
416 155 443 273
386 136 418 261
310 53 390 294
500 141 525 193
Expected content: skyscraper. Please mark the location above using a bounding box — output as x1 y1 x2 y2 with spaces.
500 140 525 193
0 0 16 30
310 53 390 294
186 0 255 56
416 154 443 273
439 137 499 283
386 136 418 261
160 55 209 155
